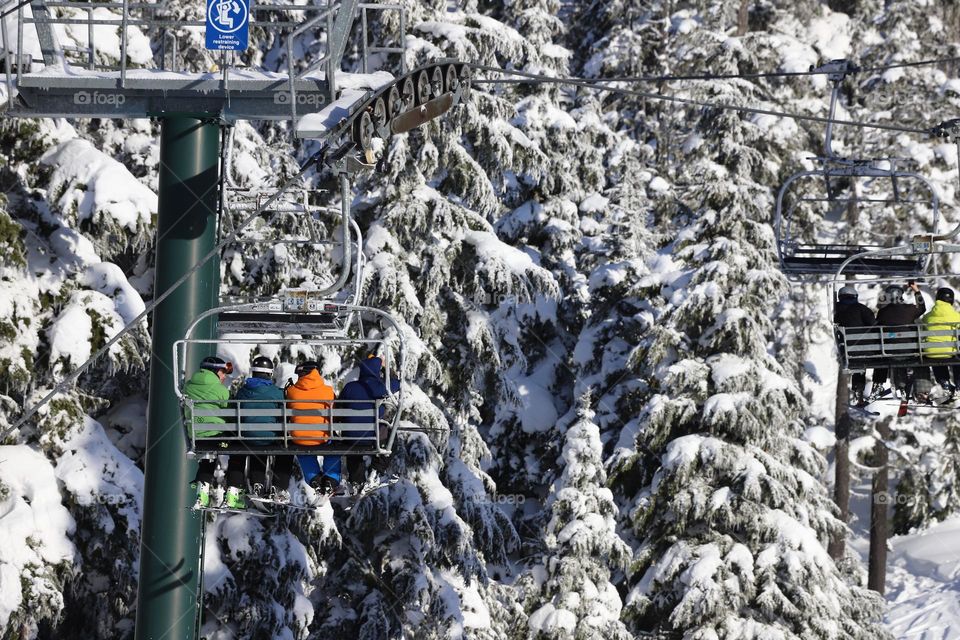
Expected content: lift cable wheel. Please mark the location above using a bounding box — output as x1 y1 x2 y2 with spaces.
299 60 469 149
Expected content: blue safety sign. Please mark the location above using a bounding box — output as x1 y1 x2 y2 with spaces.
205 0 250 51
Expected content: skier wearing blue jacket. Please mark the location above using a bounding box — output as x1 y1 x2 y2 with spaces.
339 354 400 484
236 355 294 503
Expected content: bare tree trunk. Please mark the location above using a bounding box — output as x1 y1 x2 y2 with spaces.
829 371 852 560
868 418 892 594
736 0 749 36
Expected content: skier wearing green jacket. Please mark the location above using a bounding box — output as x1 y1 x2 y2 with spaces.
185 356 231 435
186 356 237 508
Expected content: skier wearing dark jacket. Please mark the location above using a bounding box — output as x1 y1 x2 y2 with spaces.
236 355 294 501
872 283 926 397
834 285 876 405
340 355 400 484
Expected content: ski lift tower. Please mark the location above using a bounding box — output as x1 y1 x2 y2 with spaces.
0 1 467 637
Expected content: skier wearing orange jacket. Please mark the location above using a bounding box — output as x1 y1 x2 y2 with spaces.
285 361 341 494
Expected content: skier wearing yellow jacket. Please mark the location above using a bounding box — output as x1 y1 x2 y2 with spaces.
923 287 960 396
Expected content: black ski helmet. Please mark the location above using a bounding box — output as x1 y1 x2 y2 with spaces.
937 287 955 304
251 355 274 378
838 285 858 301
295 361 320 376
880 285 905 307
200 356 232 374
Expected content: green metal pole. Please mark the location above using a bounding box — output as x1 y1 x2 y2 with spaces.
135 116 220 640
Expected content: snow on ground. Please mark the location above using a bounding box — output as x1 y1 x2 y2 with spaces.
885 517 960 639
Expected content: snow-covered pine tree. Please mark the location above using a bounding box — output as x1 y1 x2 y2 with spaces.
0 108 156 636
290 3 585 636
518 393 631 640
893 414 960 534
607 25 890 638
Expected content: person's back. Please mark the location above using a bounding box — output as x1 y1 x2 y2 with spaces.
340 356 400 484
340 356 389 428
237 376 285 425
834 286 874 407
185 356 232 508
877 301 925 326
236 355 293 502
834 286 875 328
871 284 927 400
285 365 335 445
285 361 340 494
184 363 230 436
923 288 960 357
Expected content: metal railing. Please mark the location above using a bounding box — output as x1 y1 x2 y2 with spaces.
283 0 407 123
4 0 339 89
838 322 960 370
183 396 393 455
285 0 340 125
359 2 404 74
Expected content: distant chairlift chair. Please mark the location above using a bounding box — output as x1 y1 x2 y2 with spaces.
774 60 940 278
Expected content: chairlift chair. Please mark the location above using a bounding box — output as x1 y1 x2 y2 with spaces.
220 191 367 301
776 160 940 276
174 292 406 458
774 60 941 278
832 242 960 373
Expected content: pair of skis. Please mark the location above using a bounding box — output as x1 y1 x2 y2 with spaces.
192 478 397 517
849 390 957 419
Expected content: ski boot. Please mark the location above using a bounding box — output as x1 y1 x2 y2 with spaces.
311 475 340 496
224 485 246 510
192 481 212 509
852 388 867 408
869 385 891 402
270 487 291 504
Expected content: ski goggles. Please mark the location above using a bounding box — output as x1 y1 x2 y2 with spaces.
202 360 233 374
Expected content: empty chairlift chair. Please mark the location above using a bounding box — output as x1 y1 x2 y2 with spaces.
775 159 939 277
773 60 940 278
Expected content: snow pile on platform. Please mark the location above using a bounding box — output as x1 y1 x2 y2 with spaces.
296 71 395 138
